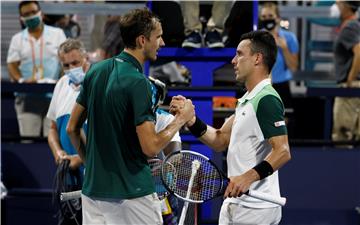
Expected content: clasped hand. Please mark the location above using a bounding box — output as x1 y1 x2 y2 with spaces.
169 95 196 125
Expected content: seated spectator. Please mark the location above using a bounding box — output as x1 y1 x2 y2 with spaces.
180 1 234 48
7 1 66 137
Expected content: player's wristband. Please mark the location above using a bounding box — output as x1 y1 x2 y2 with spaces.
188 116 207 138
253 160 274 180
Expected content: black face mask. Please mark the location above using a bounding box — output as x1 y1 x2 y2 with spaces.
259 19 276 31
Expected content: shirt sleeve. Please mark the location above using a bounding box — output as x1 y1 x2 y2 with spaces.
130 77 155 126
47 79 62 121
7 34 21 63
256 95 287 139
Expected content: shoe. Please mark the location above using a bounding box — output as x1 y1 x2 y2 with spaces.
182 31 202 48
205 30 224 48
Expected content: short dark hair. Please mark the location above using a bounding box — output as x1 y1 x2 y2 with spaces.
18 1 41 15
119 7 160 49
345 1 360 13
239 30 277 73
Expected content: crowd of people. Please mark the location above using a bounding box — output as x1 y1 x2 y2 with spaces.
3 1 359 225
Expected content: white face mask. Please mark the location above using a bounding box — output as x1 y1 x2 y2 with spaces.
65 66 85 85
330 3 340 18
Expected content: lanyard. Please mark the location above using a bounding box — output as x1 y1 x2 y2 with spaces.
28 34 44 80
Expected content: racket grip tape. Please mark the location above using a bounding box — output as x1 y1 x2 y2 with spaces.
60 190 82 201
246 190 286 206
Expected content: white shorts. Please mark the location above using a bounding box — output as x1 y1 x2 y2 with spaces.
219 202 281 225
82 193 163 225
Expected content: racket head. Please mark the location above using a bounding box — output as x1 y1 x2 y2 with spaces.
148 158 170 200
161 150 227 203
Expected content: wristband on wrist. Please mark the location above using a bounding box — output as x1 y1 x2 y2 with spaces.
18 78 25 83
253 160 274 180
188 116 207 138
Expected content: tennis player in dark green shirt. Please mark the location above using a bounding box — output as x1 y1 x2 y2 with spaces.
67 8 195 225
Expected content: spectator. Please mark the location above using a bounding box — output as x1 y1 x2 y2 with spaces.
259 1 299 111
89 15 124 62
47 38 90 225
180 1 234 48
7 1 66 137
332 1 360 142
45 14 81 39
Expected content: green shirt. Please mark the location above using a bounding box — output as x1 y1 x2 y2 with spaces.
77 51 156 199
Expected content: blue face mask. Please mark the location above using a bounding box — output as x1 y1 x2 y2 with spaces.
23 13 42 29
65 66 85 85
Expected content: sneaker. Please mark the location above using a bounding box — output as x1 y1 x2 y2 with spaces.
182 31 202 48
205 30 224 48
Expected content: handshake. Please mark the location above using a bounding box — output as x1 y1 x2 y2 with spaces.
169 95 196 127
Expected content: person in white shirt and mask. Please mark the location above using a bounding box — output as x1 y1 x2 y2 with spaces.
7 1 66 137
47 38 90 225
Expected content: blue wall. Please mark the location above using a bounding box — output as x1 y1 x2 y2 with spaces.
2 143 359 225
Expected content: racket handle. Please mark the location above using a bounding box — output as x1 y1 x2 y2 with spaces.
178 201 189 225
246 190 287 206
60 190 82 202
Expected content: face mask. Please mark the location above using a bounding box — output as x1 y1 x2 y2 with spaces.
65 66 85 85
22 13 42 29
259 19 277 31
330 3 340 18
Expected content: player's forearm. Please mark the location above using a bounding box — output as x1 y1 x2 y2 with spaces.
67 127 86 162
198 126 228 152
147 118 185 157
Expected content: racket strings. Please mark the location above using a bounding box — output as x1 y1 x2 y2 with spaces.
148 159 169 199
163 152 223 202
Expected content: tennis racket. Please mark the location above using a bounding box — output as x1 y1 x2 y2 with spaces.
161 150 287 206
60 158 171 201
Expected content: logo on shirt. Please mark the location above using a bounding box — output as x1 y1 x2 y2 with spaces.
274 120 286 127
242 111 246 116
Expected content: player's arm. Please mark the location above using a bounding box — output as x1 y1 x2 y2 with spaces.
67 102 87 163
163 141 182 156
191 115 233 152
137 99 194 158
170 95 232 152
265 135 291 171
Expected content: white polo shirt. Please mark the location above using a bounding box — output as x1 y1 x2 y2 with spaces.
7 25 66 80
225 78 287 208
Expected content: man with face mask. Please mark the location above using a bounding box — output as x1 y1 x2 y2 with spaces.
259 2 299 116
47 38 90 225
7 1 66 137
331 1 360 142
